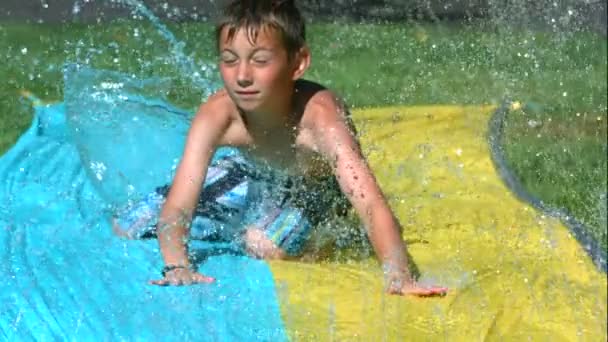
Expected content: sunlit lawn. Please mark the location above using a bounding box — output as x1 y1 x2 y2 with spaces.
0 20 606 250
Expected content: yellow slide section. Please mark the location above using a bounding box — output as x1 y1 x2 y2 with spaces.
269 105 607 340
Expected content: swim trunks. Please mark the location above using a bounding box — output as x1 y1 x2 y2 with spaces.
113 152 350 256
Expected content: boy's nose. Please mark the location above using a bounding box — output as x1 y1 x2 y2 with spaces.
237 78 253 88
236 63 253 88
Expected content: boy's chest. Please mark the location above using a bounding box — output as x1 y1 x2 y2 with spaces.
241 129 330 177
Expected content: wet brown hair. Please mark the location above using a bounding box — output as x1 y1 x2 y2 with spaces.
216 0 306 57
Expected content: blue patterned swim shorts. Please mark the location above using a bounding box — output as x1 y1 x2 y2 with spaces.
113 154 315 256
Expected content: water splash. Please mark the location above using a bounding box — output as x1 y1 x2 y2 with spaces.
117 0 219 99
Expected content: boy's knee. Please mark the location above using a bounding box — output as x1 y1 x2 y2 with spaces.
244 228 287 260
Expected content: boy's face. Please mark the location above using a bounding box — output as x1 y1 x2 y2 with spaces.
218 26 309 113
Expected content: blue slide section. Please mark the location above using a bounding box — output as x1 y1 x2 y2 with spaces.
0 99 287 340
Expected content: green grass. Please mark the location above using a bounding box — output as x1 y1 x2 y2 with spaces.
504 108 607 250
0 20 606 250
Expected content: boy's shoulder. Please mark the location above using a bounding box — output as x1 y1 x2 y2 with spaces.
198 88 238 118
296 79 351 130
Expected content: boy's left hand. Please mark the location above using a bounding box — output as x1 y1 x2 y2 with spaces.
389 282 448 297
385 275 448 297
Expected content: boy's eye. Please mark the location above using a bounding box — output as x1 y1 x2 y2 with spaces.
221 57 238 64
220 52 238 64
252 53 272 64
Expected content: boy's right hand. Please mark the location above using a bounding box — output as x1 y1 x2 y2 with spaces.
149 267 215 286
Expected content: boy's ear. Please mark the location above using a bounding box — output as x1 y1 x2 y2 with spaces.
291 46 311 80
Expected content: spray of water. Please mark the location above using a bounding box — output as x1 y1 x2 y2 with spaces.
115 0 218 99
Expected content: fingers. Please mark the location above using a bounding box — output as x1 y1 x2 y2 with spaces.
388 283 448 297
149 272 215 286
149 278 171 286
401 285 448 297
193 273 215 284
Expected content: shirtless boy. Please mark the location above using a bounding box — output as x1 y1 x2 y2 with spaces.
114 0 447 297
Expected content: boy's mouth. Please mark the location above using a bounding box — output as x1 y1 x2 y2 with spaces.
235 90 260 96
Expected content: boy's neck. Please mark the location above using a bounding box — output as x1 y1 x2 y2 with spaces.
239 91 297 134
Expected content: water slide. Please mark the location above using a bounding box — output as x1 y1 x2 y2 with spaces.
0 64 605 340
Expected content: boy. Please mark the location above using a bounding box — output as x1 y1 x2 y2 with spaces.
114 0 447 297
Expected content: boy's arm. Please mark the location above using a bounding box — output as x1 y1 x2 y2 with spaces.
311 92 447 297
152 100 231 285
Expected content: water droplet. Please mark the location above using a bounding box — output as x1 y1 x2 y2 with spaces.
528 119 541 128
510 101 522 110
